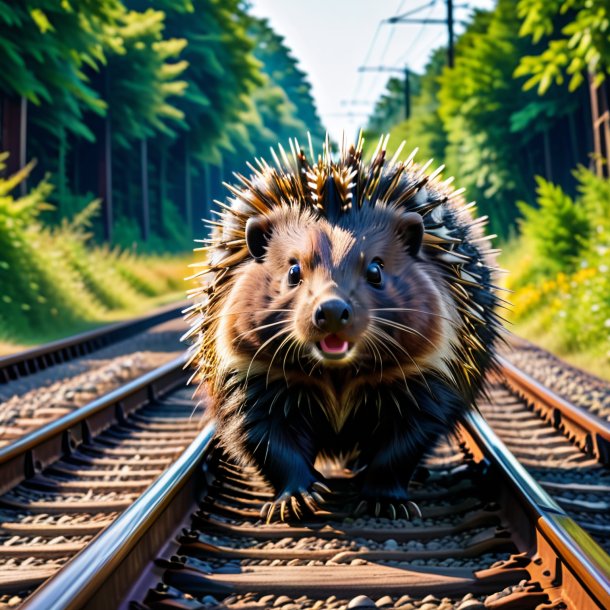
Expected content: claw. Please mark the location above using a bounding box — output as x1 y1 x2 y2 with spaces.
407 500 422 519
399 503 410 520
374 502 381 517
388 503 397 520
355 500 368 516
260 502 272 519
312 481 331 494
265 502 278 524
311 491 324 505
291 495 302 519
280 500 288 522
301 490 318 514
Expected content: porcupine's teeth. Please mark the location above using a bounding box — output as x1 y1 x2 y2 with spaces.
319 334 349 356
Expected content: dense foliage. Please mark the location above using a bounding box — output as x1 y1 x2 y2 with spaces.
0 1 325 250
516 0 610 93
364 0 609 369
364 0 595 238
506 168 609 363
0 154 186 345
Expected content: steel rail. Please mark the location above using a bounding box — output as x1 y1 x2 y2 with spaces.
20 422 216 610
22 405 610 609
498 355 610 464
0 356 187 495
0 300 186 384
461 411 610 609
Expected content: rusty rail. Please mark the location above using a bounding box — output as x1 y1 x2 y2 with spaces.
498 355 610 464
0 356 187 495
21 404 610 609
0 301 186 384
461 411 610 609
20 422 216 610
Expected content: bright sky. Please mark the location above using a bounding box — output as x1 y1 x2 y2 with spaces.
249 0 497 143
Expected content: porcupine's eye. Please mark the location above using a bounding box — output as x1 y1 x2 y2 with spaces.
366 258 384 288
287 262 301 287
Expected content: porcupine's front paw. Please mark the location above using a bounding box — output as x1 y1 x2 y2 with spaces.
355 482 422 521
260 481 331 523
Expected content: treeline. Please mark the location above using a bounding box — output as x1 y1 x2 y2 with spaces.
363 0 609 239
0 1 325 250
364 0 610 367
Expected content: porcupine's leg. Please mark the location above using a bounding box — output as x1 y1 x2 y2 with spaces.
240 397 329 522
355 425 427 521
355 381 465 520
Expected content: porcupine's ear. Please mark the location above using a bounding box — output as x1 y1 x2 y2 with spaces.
398 212 424 257
245 216 272 261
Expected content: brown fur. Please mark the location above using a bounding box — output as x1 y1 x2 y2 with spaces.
216 205 446 431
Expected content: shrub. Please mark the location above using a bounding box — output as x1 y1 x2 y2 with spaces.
0 154 188 346
517 176 590 278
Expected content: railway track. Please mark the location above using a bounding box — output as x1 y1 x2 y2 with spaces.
0 302 187 449
492 356 610 552
0 302 185 385
0 357 204 608
13 351 609 610
0 323 608 609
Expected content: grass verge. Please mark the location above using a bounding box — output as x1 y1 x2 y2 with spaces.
0 155 192 354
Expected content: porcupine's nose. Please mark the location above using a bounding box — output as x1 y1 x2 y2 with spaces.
314 298 352 332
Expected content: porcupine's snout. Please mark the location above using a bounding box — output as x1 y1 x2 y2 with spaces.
313 298 352 332
310 295 359 361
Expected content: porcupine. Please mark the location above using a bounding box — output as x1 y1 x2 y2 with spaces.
184 134 502 522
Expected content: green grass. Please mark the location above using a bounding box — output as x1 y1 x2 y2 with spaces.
500 168 610 382
0 154 193 353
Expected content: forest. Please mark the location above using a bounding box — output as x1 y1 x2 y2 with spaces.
0 0 609 375
0 0 325 346
363 0 610 376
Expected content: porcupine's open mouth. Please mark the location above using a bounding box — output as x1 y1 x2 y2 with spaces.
317 333 351 360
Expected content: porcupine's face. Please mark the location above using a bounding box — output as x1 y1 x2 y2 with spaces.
217 205 450 382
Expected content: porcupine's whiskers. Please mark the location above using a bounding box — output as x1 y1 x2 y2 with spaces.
369 316 437 351
367 326 414 393
282 335 303 381
369 307 454 324
360 332 384 382
369 321 438 395
245 326 294 382
233 318 291 346
203 308 293 325
267 328 299 387
367 323 431 399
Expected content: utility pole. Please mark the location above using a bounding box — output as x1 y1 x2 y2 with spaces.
358 66 411 121
447 0 455 68
386 0 457 69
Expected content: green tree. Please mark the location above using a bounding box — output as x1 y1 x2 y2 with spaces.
366 49 447 164
158 0 262 165
0 1 120 140
438 1 576 235
515 0 610 93
365 75 418 136
517 176 591 276
102 6 188 147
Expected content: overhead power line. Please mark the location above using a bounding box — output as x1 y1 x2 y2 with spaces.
348 0 410 125
358 66 412 121
385 0 457 67
383 1 437 23
340 100 375 107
